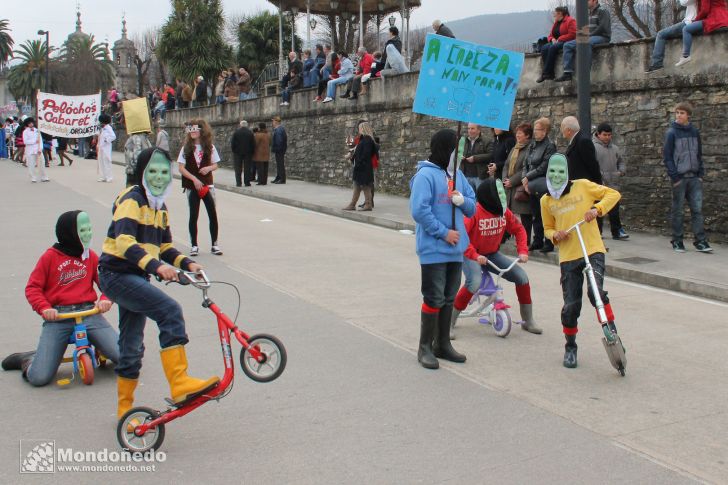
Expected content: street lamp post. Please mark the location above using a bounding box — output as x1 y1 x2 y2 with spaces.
330 1 339 48
37 29 50 92
291 6 299 53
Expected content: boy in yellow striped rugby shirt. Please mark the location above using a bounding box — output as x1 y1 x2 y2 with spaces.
99 148 219 420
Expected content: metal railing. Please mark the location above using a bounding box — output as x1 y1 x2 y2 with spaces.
251 61 280 95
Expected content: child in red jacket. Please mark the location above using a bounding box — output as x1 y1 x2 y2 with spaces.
1 211 120 385
451 178 542 338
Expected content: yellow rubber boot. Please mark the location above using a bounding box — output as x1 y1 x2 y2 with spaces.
160 345 219 403
117 377 138 419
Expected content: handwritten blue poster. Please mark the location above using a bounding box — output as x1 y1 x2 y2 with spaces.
413 34 524 130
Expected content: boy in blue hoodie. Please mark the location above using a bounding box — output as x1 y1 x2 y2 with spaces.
410 129 476 369
663 101 711 253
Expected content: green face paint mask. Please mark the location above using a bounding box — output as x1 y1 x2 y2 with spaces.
495 179 507 212
144 152 172 197
76 212 92 249
547 154 569 198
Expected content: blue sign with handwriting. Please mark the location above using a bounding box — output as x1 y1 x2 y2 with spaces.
413 34 524 130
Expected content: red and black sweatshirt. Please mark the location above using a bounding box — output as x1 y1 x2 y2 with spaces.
463 204 528 261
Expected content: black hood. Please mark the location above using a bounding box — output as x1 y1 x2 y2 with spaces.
428 129 457 170
476 178 503 216
133 147 171 187
53 210 84 258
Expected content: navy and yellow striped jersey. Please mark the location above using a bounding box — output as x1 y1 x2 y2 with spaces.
99 186 192 276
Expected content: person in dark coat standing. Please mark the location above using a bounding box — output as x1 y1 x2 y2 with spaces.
461 123 493 191
231 120 256 187
252 123 272 185
560 116 602 184
343 121 377 211
194 76 208 107
271 116 288 184
432 19 456 38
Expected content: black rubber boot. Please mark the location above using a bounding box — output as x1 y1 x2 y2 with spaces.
418 311 439 369
2 351 35 371
563 334 577 368
432 305 466 363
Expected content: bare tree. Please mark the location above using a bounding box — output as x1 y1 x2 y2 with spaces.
131 27 160 95
602 0 687 39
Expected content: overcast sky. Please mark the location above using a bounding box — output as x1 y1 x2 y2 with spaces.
7 0 547 49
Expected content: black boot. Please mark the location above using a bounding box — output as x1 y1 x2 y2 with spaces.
540 240 554 253
563 334 577 368
432 305 466 363
418 311 439 369
2 351 35 371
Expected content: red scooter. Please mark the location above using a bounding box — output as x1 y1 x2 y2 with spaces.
117 270 287 452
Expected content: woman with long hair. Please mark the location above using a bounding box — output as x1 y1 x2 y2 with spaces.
177 119 222 256
500 123 533 244
343 121 378 211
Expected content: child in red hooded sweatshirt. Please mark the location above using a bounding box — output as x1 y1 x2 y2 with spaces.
450 178 542 338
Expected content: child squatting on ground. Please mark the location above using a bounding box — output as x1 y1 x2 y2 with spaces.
540 154 622 368
451 178 542 339
2 211 120 384
410 129 476 370
97 148 219 420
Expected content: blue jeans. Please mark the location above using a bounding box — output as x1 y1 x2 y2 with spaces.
682 21 703 57
282 88 292 103
421 262 462 309
25 304 120 387
670 176 705 242
326 76 352 99
650 22 686 67
540 41 564 76
98 270 189 379
562 35 610 73
215 95 225 105
462 252 529 293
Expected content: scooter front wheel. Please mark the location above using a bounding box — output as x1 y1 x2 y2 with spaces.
240 334 287 383
117 407 165 453
78 353 94 385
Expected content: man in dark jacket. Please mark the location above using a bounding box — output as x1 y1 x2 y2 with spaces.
432 19 455 38
663 102 710 253
231 120 256 187
461 123 493 191
560 116 602 183
271 116 288 184
194 76 208 106
556 0 611 82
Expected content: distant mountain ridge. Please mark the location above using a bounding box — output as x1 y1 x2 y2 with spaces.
442 10 552 52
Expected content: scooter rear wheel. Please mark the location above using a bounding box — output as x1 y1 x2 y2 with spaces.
117 407 165 453
240 334 287 383
78 353 94 385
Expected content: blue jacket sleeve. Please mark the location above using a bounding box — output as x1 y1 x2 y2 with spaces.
663 129 679 181
410 175 449 239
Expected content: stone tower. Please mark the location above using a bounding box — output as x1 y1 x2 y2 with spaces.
112 17 138 97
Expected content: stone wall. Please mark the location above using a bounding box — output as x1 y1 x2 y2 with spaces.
161 32 728 242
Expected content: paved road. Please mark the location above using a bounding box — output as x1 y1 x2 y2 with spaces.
0 159 724 484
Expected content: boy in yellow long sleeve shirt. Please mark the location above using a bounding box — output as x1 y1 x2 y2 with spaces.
540 154 621 368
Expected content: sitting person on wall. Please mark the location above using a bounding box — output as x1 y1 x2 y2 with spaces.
280 67 302 106
302 49 315 88
537 6 576 83
359 51 383 96
555 0 611 82
379 43 409 80
646 0 698 72
322 51 354 103
342 47 373 100
280 52 303 91
315 51 338 102
308 45 326 88
674 0 728 68
224 78 239 103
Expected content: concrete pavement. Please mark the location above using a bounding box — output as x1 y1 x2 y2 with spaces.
114 150 727 304
2 156 726 484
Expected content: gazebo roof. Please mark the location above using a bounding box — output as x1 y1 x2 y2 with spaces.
267 0 421 15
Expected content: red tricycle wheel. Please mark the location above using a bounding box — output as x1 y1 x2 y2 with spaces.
78 353 94 385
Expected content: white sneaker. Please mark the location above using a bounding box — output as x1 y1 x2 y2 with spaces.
282 102 289 106
190 246 199 256
675 56 691 67
97 178 105 182
31 178 38 183
211 245 223 256
41 178 50 182
322 97 333 103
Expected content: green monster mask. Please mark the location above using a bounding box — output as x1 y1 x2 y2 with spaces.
495 179 507 212
144 152 172 197
76 211 92 249
546 154 569 199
